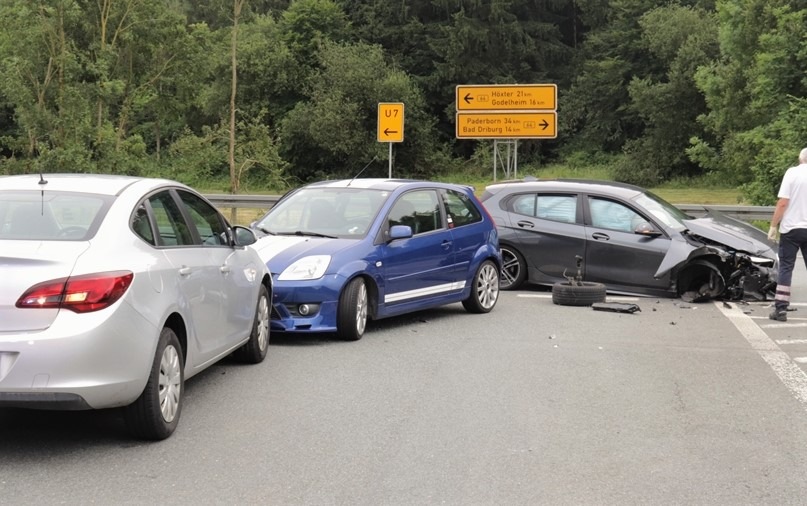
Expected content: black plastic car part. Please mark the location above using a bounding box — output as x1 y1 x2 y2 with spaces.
592 302 641 313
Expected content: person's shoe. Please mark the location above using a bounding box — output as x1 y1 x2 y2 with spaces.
769 309 788 322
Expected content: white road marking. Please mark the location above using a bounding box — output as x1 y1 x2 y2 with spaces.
517 294 640 301
777 339 807 345
750 316 807 321
795 357 807 364
762 323 807 329
716 301 807 407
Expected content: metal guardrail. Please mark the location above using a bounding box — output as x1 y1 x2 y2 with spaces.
205 194 281 209
204 194 775 223
676 204 774 222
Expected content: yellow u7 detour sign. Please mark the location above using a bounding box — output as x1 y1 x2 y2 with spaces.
456 112 557 139
377 102 404 142
456 84 557 111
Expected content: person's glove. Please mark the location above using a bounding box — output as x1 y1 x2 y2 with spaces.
768 226 778 242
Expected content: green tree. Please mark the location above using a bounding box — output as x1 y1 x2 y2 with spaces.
280 0 350 71
613 5 719 185
280 41 440 182
0 0 203 175
562 0 661 157
228 14 301 124
338 0 576 163
692 0 807 202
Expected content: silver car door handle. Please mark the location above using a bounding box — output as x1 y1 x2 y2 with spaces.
592 232 610 241
220 265 231 274
179 266 192 276
516 220 535 228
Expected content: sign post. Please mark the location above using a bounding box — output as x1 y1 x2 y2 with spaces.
377 103 405 177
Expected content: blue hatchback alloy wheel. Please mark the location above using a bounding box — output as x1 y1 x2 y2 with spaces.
462 260 500 313
338 277 368 341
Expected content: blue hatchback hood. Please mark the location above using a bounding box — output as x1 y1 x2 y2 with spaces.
251 235 356 272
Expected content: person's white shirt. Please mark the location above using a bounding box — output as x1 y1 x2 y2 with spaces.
778 162 807 234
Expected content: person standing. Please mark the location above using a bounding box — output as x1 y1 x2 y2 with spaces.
768 147 807 321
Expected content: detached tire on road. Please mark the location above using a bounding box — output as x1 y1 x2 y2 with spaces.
551 281 606 306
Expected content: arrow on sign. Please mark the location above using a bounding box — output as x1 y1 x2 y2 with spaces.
463 93 474 104
384 128 398 136
540 119 549 130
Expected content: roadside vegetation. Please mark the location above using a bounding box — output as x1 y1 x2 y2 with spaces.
0 1 804 205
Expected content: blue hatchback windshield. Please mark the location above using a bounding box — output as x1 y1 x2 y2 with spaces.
257 188 389 238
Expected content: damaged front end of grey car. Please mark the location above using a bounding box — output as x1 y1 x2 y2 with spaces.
653 209 778 303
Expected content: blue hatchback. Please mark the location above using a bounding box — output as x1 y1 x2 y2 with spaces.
251 179 501 340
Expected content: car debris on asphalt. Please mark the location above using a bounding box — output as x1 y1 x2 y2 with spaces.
591 302 642 314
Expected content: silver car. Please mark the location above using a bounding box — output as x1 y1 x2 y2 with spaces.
0 174 271 440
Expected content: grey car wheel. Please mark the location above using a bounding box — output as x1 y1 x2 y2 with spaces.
500 245 527 290
551 281 607 306
124 327 184 440
338 277 368 341
462 260 500 313
233 284 270 363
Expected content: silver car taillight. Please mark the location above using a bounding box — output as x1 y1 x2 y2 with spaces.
16 271 134 313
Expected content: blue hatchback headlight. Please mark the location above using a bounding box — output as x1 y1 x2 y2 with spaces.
278 255 331 280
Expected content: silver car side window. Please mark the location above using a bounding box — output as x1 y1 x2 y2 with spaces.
178 190 228 246
148 191 194 246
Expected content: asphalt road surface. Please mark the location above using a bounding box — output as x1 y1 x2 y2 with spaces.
4 261 807 505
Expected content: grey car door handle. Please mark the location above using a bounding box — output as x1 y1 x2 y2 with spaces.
220 265 231 274
179 266 192 276
517 220 535 228
592 232 610 241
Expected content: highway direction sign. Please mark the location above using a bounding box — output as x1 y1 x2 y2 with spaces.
377 102 404 142
455 84 557 111
455 112 557 139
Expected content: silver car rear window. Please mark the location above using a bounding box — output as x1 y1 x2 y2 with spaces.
0 191 111 241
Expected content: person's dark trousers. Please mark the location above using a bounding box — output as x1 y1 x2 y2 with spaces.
774 228 807 311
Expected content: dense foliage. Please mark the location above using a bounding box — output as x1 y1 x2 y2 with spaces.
0 0 804 202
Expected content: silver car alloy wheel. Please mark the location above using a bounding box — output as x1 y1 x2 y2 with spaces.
355 282 368 335
476 262 500 310
159 344 182 423
257 294 270 352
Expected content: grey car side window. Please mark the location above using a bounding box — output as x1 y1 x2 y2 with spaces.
512 194 576 223
589 197 644 232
